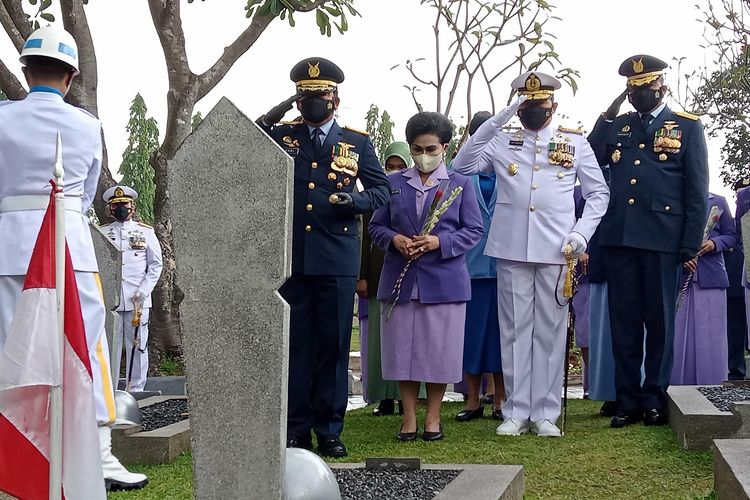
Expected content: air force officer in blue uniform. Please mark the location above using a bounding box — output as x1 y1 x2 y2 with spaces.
259 58 390 457
587 55 709 428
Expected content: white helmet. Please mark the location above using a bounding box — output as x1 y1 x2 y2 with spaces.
19 26 79 75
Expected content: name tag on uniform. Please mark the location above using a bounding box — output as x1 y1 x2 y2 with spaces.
509 140 524 146
283 147 300 156
391 188 401 195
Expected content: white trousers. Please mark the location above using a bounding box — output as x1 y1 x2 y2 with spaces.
0 273 116 425
118 309 150 392
496 259 568 422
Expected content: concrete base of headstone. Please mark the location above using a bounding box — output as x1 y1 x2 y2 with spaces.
117 376 187 396
668 386 740 450
112 396 191 465
330 463 524 499
714 439 750 499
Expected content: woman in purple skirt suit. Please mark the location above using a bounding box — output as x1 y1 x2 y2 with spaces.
369 112 483 442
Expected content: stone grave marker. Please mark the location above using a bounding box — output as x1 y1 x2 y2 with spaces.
170 97 293 500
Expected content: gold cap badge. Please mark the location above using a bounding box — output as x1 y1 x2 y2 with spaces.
632 58 644 74
525 74 541 92
114 187 124 198
308 62 320 78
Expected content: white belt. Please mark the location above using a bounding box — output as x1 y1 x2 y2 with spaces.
0 195 83 213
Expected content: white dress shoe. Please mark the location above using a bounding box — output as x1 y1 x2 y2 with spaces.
495 418 529 436
99 426 149 491
531 419 561 437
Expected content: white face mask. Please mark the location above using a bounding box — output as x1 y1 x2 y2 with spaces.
412 153 443 174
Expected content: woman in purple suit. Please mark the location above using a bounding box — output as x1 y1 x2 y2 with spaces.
369 112 483 442
671 193 737 385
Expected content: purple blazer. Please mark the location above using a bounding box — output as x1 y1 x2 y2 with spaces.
689 193 737 289
369 168 483 304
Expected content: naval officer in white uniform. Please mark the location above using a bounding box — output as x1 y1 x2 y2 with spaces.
453 71 609 437
0 27 148 490
99 186 163 393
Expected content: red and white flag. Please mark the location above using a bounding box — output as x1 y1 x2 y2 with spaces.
0 192 105 499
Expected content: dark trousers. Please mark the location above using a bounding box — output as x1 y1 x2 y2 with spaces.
727 295 748 380
605 247 680 411
280 274 355 442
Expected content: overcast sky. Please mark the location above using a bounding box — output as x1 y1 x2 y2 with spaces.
0 0 735 206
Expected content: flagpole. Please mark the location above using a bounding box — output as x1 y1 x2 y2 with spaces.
49 131 65 500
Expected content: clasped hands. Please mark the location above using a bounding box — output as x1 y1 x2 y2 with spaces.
683 239 716 272
392 234 440 260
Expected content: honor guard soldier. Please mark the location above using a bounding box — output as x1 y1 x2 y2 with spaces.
453 72 609 437
99 186 163 393
259 57 390 457
587 55 709 428
0 27 148 490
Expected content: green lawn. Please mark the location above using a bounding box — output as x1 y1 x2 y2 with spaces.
110 400 714 500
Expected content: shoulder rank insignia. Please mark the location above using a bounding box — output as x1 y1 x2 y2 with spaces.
279 120 304 126
557 125 584 136
342 125 369 136
137 221 153 229
674 110 699 121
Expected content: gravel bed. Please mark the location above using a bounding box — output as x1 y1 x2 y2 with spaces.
333 469 460 500
698 386 750 412
140 399 189 431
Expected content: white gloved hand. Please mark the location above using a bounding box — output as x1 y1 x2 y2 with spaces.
492 95 528 128
562 232 587 257
131 290 146 305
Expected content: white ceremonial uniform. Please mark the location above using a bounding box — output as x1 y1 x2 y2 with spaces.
453 117 609 423
99 219 163 392
0 89 117 425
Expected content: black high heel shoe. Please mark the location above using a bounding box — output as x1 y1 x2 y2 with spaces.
396 426 418 442
422 425 444 441
373 399 395 416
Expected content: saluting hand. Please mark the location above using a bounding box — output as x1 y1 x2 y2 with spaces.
604 89 628 120
261 93 301 126
492 95 528 128
408 235 440 258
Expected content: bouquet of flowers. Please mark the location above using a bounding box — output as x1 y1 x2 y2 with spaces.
676 205 723 310
386 179 463 319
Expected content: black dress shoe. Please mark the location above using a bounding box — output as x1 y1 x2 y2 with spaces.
373 399 395 416
610 410 643 428
643 408 668 426
423 425 444 442
396 426 418 442
491 408 503 421
317 436 348 458
455 406 484 422
599 401 618 417
286 435 312 450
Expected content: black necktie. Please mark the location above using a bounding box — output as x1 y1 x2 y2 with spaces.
311 128 323 155
640 113 652 130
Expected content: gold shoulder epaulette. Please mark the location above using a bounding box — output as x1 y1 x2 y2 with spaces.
280 120 303 126
675 110 699 121
343 125 369 136
502 125 522 131
558 125 584 135
137 221 153 229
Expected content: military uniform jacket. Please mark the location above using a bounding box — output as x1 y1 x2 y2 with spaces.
587 107 709 254
0 91 102 275
261 120 390 276
452 119 609 265
99 219 163 311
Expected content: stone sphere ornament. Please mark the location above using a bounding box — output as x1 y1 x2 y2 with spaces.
284 448 342 500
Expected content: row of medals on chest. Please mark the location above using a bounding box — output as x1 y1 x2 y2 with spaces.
107 227 147 250
283 136 359 188
506 130 575 177
611 122 681 165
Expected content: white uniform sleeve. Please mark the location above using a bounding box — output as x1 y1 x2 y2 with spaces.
572 137 610 242
82 124 103 212
139 228 164 297
452 119 498 175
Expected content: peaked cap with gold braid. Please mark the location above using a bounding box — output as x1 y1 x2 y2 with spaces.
511 71 561 100
290 57 345 94
618 54 668 87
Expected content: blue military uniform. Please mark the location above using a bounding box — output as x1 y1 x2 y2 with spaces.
587 55 708 425
260 57 390 454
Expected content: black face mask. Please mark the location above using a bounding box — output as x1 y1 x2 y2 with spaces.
300 96 335 124
518 105 553 130
629 87 662 113
112 206 131 222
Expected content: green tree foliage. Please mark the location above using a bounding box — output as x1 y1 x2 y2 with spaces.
191 111 203 131
119 94 159 223
0 89 6 100
688 0 750 187
365 104 395 163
